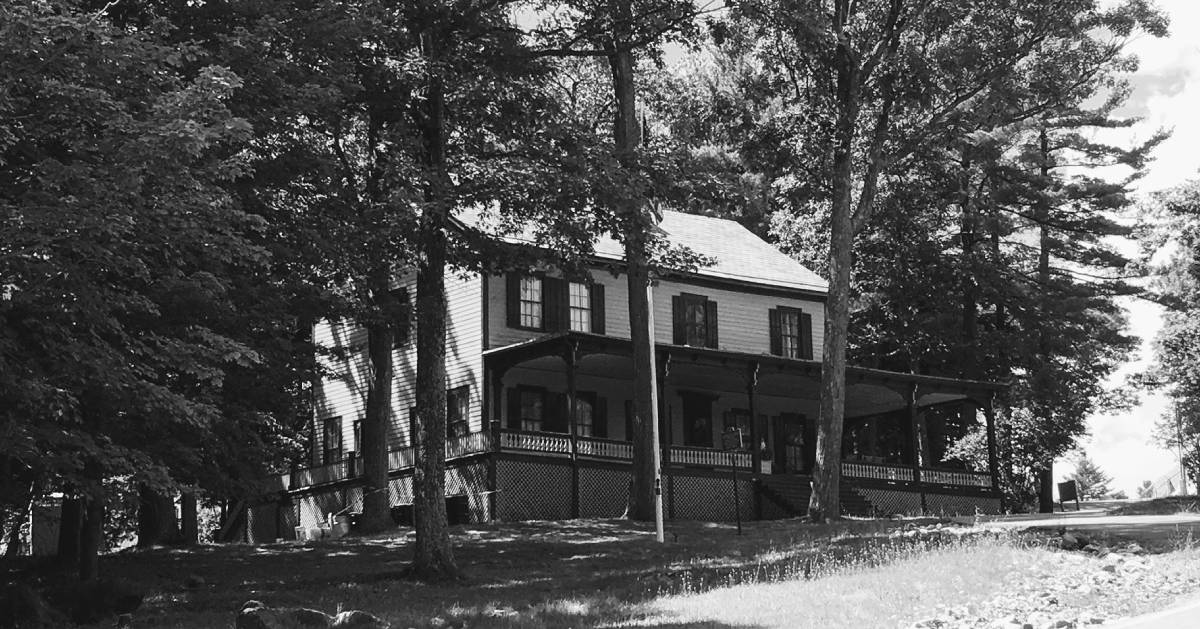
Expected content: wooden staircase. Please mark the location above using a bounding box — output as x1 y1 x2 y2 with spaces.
756 475 875 518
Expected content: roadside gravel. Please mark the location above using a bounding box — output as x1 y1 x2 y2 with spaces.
908 537 1200 629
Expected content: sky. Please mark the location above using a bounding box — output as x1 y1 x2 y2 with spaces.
1056 0 1200 497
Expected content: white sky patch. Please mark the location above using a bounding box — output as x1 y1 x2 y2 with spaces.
1055 0 1199 497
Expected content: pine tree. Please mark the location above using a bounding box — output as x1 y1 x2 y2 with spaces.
1070 454 1113 500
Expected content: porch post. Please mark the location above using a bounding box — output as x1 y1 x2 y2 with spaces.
984 392 1003 512
747 361 761 521
907 383 927 514
565 341 580 519
488 361 507 522
747 362 761 474
658 352 673 520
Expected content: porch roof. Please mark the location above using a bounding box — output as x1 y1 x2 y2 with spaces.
482 331 1007 400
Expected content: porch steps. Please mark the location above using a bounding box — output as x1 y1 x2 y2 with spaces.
755 475 876 518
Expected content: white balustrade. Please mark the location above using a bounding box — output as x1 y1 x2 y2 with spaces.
920 468 993 488
841 461 916 482
576 437 633 460
499 430 571 454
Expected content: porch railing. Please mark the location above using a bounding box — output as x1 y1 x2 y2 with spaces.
669 445 752 469
498 429 571 455
576 436 634 460
841 461 915 483
920 467 993 488
282 431 494 492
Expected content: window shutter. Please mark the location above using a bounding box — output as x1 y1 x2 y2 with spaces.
800 311 814 359
590 282 606 335
506 388 521 430
705 300 719 348
543 277 566 332
408 407 419 448
505 273 520 328
594 396 608 438
768 308 782 356
547 392 568 433
623 399 634 442
672 295 685 345
389 288 411 348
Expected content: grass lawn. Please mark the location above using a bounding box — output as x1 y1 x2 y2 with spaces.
34 516 1200 628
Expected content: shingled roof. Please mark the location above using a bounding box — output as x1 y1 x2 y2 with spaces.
455 208 828 295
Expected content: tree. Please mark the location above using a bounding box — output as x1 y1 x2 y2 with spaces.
1070 454 1113 500
528 0 703 523
1 0 273 577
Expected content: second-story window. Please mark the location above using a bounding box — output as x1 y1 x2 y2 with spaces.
672 293 718 348
569 282 591 332
322 417 342 464
507 273 605 334
769 306 813 359
519 276 543 329
447 386 470 438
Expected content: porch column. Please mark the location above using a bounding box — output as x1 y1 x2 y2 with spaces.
747 362 761 474
984 392 1003 511
907 383 927 513
658 352 673 519
565 341 580 519
487 361 507 522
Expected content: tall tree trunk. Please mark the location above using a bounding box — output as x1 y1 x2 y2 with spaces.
180 490 198 545
606 8 656 521
137 484 180 547
1035 127 1055 513
78 490 104 581
358 265 396 534
57 493 82 567
958 152 980 379
411 26 457 580
808 2 858 523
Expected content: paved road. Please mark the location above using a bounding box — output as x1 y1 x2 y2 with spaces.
1104 595 1200 628
956 509 1200 545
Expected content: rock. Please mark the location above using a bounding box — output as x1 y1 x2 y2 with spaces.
331 610 389 628
1059 532 1088 551
236 603 332 629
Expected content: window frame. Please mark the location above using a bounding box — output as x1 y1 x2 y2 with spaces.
516 385 547 432
568 281 592 333
680 293 708 348
517 275 544 331
321 416 343 465
446 385 471 439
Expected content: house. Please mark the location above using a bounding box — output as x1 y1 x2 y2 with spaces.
249 210 1003 540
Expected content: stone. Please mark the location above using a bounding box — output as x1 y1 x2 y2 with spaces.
331 610 389 629
236 603 332 629
1059 532 1088 551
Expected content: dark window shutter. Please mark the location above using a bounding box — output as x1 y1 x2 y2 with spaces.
800 311 814 360
408 407 418 448
623 399 634 442
672 295 685 345
705 300 719 348
590 282 606 335
505 273 520 328
506 388 521 430
768 308 782 356
543 277 566 332
547 392 568 433
399 288 412 346
594 396 608 438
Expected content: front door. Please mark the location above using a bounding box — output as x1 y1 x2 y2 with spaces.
680 392 714 448
775 413 807 474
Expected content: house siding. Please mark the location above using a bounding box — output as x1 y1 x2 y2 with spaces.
312 271 484 463
486 268 825 358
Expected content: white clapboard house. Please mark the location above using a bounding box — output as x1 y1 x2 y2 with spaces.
250 210 1004 540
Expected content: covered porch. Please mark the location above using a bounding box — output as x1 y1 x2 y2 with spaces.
484 331 1003 517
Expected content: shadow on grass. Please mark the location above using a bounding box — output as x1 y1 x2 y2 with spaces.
82 518 991 629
